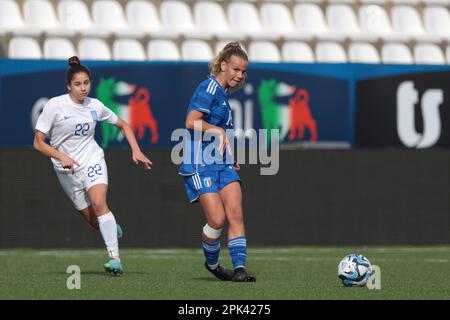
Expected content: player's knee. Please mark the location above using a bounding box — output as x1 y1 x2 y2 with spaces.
203 223 223 240
90 200 108 215
227 208 244 226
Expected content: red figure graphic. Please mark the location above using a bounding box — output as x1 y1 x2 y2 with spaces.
129 87 159 144
288 88 318 142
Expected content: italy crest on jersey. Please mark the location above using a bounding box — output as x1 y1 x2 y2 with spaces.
203 177 212 188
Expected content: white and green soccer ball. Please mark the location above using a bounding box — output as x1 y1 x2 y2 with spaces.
338 253 373 287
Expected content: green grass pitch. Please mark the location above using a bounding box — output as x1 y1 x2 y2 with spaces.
1 247 449 299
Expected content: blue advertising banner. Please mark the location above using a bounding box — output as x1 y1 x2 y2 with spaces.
0 60 351 149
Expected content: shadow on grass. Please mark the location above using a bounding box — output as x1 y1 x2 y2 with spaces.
191 277 225 282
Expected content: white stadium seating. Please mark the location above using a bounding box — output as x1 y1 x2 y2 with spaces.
43 37 77 59
413 43 445 65
9 37 42 59
181 39 213 61
147 39 180 61
316 42 347 63
113 38 146 61
348 42 381 63
381 43 413 64
0 0 25 36
78 38 111 60
0 0 449 64
282 41 315 63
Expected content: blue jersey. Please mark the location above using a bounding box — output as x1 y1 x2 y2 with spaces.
179 77 235 175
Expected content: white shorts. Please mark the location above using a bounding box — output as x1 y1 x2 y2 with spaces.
55 156 109 210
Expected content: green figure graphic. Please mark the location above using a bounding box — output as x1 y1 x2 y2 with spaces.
96 78 135 148
258 78 295 145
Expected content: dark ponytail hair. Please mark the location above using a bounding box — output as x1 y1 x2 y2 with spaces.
66 56 91 84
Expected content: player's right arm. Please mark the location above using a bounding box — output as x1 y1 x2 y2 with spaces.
186 110 231 156
186 81 230 155
33 131 79 173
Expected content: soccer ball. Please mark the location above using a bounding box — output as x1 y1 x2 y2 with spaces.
338 253 373 287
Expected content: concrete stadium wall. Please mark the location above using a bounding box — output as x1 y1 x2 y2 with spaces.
1 149 449 248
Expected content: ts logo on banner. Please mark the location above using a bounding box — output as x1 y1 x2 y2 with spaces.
397 81 444 149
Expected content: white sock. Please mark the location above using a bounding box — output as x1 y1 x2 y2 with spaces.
98 212 120 261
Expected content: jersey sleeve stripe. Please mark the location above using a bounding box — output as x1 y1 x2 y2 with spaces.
206 80 214 94
197 107 211 114
212 84 218 95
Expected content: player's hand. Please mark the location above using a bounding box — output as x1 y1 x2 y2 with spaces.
218 129 232 156
132 150 152 170
235 163 240 171
60 155 79 174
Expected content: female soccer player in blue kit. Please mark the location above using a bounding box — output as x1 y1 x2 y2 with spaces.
179 42 256 282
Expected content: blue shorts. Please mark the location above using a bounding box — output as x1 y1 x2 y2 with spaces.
182 165 241 203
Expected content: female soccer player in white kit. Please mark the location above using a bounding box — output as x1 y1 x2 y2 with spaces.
33 56 152 275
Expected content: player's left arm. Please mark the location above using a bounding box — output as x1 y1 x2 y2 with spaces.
114 118 152 170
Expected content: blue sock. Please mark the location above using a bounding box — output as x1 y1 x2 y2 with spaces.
202 240 221 269
228 236 247 270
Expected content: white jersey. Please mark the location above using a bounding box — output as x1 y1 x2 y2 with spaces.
35 94 118 172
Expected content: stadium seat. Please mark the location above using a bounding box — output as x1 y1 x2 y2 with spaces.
113 39 146 61
181 40 213 61
281 41 315 62
160 1 210 39
21 0 74 36
414 44 445 65
248 41 281 62
326 4 376 41
147 39 180 61
381 43 413 64
293 3 340 40
391 5 423 36
359 4 409 42
43 37 77 59
228 2 277 40
260 3 310 40
8 37 42 59
0 0 25 36
78 38 111 60
423 6 450 40
92 0 142 37
391 5 441 42
194 1 237 39
126 0 177 39
316 42 347 62
58 0 102 36
348 42 380 63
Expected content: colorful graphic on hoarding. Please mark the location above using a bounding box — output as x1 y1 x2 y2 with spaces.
257 78 318 145
288 88 317 142
0 61 351 148
96 78 158 148
129 87 159 144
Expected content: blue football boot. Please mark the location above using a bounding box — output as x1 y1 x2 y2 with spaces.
116 224 123 239
104 259 123 276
